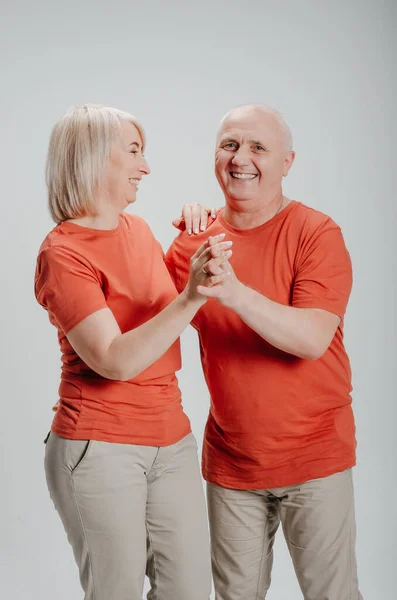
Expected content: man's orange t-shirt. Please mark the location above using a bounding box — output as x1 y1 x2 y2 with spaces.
35 213 191 446
165 201 356 489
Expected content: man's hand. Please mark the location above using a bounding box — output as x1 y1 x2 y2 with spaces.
195 236 243 308
185 234 233 303
196 258 243 308
172 204 218 235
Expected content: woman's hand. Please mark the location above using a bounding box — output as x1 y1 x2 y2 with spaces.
184 234 233 304
172 204 218 234
195 237 243 309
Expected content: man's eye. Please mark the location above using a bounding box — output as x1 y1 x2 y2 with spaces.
254 145 265 151
223 143 237 150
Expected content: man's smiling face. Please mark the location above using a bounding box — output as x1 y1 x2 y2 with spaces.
215 107 294 207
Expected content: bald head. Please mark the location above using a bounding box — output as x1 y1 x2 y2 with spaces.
218 104 293 153
214 103 295 209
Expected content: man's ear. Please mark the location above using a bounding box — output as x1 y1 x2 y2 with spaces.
283 151 295 177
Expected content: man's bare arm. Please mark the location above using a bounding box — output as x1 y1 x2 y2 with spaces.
198 261 340 360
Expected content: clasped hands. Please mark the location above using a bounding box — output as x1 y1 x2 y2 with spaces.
186 234 242 308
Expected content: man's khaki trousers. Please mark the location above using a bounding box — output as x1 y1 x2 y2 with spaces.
207 469 362 600
45 431 211 600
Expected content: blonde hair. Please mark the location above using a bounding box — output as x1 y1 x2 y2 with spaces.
46 104 146 223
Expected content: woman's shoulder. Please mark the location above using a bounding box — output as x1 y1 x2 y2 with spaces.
122 211 149 229
37 225 64 255
121 212 157 241
36 225 91 270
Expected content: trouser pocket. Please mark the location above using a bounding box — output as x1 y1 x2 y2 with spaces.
45 433 94 474
66 439 94 474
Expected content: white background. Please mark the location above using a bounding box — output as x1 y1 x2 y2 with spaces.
1 0 395 598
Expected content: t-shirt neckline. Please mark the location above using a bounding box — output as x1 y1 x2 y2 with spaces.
218 200 298 236
58 214 124 237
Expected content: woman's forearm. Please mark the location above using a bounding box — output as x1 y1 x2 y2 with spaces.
105 291 203 380
67 235 229 382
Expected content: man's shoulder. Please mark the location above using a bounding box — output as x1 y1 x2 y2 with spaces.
168 214 224 258
294 202 338 227
291 201 340 236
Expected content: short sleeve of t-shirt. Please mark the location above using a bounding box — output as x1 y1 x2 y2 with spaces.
164 246 179 289
292 221 352 318
35 245 108 334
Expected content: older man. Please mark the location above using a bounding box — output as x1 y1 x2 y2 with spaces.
166 104 362 600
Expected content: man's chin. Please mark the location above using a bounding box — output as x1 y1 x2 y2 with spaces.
227 193 254 204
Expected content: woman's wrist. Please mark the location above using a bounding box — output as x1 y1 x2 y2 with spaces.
180 287 206 310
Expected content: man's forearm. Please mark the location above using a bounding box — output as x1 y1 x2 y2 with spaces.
230 283 335 360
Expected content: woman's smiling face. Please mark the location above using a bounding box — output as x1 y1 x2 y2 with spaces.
103 120 150 210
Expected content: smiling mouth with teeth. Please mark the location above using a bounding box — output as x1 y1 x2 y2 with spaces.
230 172 258 180
128 178 140 187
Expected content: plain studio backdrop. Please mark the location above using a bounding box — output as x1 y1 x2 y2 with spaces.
1 1 395 598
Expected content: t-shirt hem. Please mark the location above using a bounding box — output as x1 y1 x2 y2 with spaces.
203 458 356 490
51 423 192 448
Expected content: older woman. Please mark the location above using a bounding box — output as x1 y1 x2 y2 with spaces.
35 104 232 600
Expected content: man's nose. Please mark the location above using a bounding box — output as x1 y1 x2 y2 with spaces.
231 147 250 166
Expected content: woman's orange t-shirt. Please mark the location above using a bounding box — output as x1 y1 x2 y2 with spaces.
35 213 190 446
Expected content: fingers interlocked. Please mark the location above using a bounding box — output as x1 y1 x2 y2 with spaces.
190 234 233 287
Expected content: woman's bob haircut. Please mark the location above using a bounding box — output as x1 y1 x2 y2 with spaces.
46 104 145 223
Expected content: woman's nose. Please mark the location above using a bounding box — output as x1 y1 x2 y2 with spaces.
139 156 151 175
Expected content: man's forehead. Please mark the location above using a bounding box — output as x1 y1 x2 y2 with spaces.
224 105 277 127
218 121 278 142
218 127 260 140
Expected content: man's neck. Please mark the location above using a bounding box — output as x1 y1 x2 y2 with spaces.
223 193 287 230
